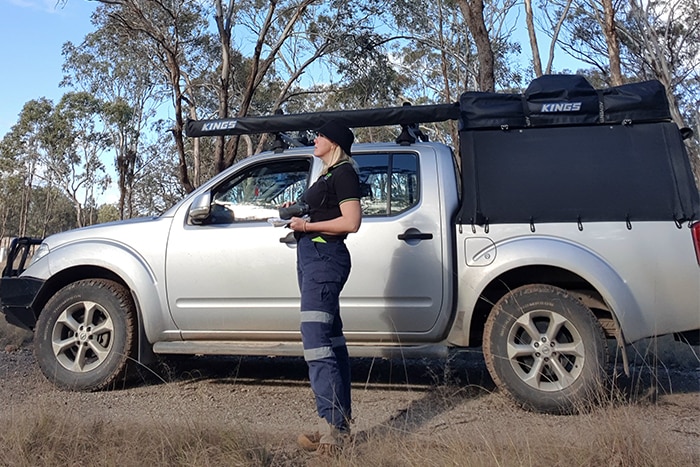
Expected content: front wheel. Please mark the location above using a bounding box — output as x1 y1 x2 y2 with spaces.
483 284 609 414
34 279 137 391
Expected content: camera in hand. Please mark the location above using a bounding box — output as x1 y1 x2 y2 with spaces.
279 202 309 220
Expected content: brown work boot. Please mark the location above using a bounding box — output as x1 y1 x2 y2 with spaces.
312 423 351 457
299 420 351 455
297 431 321 451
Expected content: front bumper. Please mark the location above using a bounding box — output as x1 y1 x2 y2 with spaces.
0 276 44 331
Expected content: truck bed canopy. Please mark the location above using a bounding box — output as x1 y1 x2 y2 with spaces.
185 75 700 226
458 121 699 227
457 75 699 226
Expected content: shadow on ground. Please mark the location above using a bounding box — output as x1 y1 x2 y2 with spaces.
149 349 495 393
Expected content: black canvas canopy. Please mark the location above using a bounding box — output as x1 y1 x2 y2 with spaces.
457 122 699 226
456 75 699 226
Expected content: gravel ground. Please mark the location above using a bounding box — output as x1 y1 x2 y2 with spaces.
1 340 699 462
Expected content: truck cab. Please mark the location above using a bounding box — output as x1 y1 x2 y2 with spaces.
160 142 460 350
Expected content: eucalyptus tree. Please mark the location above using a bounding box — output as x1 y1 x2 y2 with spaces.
218 0 319 165
0 182 16 241
457 0 496 91
526 0 621 81
130 124 187 216
376 0 520 146
277 1 412 147
0 99 54 237
619 0 699 127
599 0 623 85
220 1 391 163
0 174 25 240
0 97 97 237
93 0 210 194
389 0 511 93
97 203 121 224
41 92 111 228
524 0 579 77
541 0 698 98
62 12 163 220
26 185 78 238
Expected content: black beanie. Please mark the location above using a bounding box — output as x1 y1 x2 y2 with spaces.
316 121 354 156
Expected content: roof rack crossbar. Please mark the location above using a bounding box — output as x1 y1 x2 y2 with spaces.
185 103 459 138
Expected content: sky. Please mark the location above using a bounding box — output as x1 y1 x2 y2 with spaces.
0 0 97 137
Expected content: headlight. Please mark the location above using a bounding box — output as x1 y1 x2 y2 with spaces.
29 243 50 266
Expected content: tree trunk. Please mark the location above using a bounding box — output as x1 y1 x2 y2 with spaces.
600 0 623 85
167 49 194 194
214 0 234 174
104 0 194 194
524 0 543 77
458 0 495 91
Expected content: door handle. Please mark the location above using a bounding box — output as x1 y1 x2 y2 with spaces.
280 232 297 244
398 228 433 241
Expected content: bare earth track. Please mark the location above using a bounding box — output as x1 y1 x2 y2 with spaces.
1 341 698 465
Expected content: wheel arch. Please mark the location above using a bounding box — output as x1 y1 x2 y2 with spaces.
28 241 175 358
467 265 618 347
452 237 642 347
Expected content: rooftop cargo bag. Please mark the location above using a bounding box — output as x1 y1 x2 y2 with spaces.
459 75 672 129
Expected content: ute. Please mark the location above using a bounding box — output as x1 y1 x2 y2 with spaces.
1 75 699 414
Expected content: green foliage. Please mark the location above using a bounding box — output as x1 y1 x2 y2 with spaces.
97 204 120 224
131 128 187 216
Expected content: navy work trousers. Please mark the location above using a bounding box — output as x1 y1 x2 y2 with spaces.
296 236 352 430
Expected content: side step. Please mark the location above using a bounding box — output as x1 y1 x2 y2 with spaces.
152 341 450 359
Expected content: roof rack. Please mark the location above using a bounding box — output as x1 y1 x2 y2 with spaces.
185 103 460 138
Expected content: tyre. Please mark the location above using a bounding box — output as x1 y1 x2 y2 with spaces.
34 279 137 391
483 284 608 414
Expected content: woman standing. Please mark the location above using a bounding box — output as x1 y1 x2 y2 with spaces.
285 120 361 455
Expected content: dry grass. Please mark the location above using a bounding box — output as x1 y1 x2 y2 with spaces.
0 410 271 467
0 320 697 466
2 401 693 467
339 414 693 467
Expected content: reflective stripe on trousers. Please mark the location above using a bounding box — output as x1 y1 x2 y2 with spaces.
297 236 352 429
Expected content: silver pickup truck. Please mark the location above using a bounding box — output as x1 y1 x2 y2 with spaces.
2 75 698 414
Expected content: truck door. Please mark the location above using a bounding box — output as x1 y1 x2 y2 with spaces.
342 150 446 337
165 156 312 333
165 149 448 340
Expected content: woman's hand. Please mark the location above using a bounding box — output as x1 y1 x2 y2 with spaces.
288 216 308 232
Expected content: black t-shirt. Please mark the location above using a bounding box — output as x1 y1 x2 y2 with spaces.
302 161 360 224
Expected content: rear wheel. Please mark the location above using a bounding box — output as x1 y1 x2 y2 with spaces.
35 279 137 391
483 284 608 414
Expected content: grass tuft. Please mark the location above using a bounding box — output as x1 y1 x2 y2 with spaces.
1 410 271 467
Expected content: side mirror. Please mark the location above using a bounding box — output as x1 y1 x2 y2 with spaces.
188 192 212 224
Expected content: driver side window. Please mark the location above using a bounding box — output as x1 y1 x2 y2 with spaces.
210 158 311 223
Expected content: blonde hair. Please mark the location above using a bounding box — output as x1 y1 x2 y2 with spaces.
321 144 352 175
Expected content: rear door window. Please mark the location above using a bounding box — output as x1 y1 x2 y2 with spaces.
354 153 419 217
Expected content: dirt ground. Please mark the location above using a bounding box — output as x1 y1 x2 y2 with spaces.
1 339 699 464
